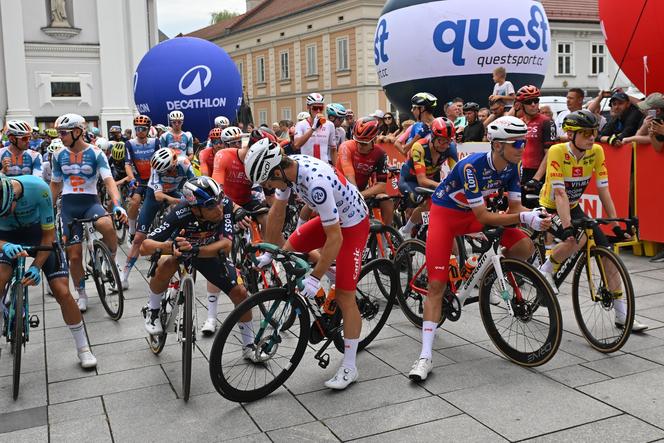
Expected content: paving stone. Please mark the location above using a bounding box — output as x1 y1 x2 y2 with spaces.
0 425 48 442
0 406 47 434
267 420 339 442
224 432 272 442
365 335 454 374
543 364 611 388
629 274 664 296
0 371 47 414
442 372 618 441
0 343 44 378
523 414 664 442
97 339 203 375
242 387 314 432
50 415 112 443
619 331 664 353
45 338 96 383
530 349 587 372
48 396 105 425
582 353 662 378
557 334 624 362
436 343 496 363
632 344 664 365
85 317 149 345
160 350 215 399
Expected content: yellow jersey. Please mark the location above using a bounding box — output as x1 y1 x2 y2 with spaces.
539 142 609 209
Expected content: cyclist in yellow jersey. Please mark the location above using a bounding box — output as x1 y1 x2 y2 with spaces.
537 110 647 331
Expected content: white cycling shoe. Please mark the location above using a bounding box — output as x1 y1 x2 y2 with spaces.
408 358 433 382
615 316 649 332
398 225 412 241
144 309 163 335
78 347 98 369
201 318 217 335
324 365 358 390
77 296 88 313
538 268 559 295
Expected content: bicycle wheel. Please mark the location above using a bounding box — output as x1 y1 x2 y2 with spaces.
148 291 175 355
479 258 562 367
182 277 195 402
10 282 26 400
364 224 403 263
209 288 310 402
92 240 124 320
333 259 397 352
572 247 634 353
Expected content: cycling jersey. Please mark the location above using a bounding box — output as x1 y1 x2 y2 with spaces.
334 127 346 147
147 155 194 193
522 114 558 170
294 119 336 163
432 152 521 210
41 152 53 182
336 140 388 191
126 138 158 182
539 142 609 210
51 145 112 195
159 130 194 156
109 156 127 181
211 148 258 206
198 146 217 176
0 175 54 231
400 141 458 183
275 155 368 227
0 147 43 178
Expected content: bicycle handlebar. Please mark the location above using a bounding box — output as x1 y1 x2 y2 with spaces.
246 242 311 279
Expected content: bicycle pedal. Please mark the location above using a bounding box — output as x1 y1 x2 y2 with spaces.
316 353 330 369
29 315 40 328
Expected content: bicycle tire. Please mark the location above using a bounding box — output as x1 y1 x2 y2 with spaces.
364 224 403 263
572 247 634 353
182 276 195 401
10 282 25 400
479 258 562 367
209 288 310 402
92 240 124 320
333 259 398 353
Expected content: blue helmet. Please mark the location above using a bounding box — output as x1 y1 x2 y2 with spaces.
326 103 347 118
182 176 222 207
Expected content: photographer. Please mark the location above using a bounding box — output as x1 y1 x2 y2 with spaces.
620 93 664 148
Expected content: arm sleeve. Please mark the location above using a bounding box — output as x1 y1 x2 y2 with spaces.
545 145 566 190
211 150 226 186
594 145 609 188
37 182 55 230
32 153 43 178
125 143 133 164
199 149 211 176
542 119 559 148
220 197 234 240
50 153 63 183
308 177 339 226
507 166 522 201
97 151 113 180
186 132 194 155
374 151 388 183
327 123 336 148
148 170 163 192
411 143 427 176
337 142 355 179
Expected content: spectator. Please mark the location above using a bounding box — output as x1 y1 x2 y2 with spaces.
452 97 466 127
246 123 255 132
276 120 290 140
460 102 484 142
444 101 458 122
540 105 554 120
377 112 400 144
344 109 356 141
237 122 245 132
124 128 133 140
597 91 643 146
555 88 584 139
488 66 515 109
271 121 280 135
483 99 507 128
478 107 490 123
622 92 664 150
370 109 385 122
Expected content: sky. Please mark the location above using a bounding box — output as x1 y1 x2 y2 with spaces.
157 0 247 37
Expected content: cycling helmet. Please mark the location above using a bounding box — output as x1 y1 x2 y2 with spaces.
111 141 126 161
327 103 347 118
156 124 168 132
45 128 58 138
248 128 278 147
169 110 184 121
133 115 152 126
95 137 110 152
89 127 100 137
411 92 438 111
306 93 325 106
245 138 282 183
5 120 32 137
109 125 122 134
462 102 480 112
0 177 14 217
562 110 599 132
487 116 528 141
430 117 456 139
297 111 311 121
55 113 86 131
48 138 64 153
352 117 380 143
346 109 354 117
182 176 222 207
221 126 242 143
214 116 230 128
148 126 158 138
150 148 177 173
207 127 222 141
516 85 541 102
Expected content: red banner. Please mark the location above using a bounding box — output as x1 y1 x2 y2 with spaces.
635 144 664 242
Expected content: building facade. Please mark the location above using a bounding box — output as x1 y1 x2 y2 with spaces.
0 0 159 133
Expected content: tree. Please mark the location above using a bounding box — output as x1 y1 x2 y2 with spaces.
210 10 239 25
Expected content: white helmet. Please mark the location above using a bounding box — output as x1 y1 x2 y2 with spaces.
5 120 32 137
487 116 528 141
244 138 282 183
48 138 64 153
221 126 242 143
150 148 177 173
297 111 311 121
169 110 184 122
55 113 86 130
306 93 324 106
148 126 158 138
95 136 110 152
214 116 230 128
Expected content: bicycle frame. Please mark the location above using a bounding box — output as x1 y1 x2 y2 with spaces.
5 255 30 345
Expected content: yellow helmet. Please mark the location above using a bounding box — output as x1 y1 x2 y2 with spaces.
111 141 126 161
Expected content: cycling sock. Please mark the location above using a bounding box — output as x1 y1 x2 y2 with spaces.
148 289 164 310
68 321 89 349
128 219 137 235
403 219 416 233
419 321 437 360
297 217 307 228
539 258 554 274
341 338 359 369
614 293 626 318
238 321 254 347
207 292 220 320
124 256 138 274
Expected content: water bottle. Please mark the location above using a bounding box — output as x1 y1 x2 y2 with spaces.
448 256 462 291
322 285 337 315
461 255 479 279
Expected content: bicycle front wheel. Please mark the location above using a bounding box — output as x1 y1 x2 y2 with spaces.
93 240 124 320
479 258 562 367
209 288 310 402
572 247 635 353
10 282 26 400
182 277 195 402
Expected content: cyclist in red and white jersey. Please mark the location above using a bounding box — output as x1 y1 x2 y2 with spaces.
198 127 225 177
293 93 337 164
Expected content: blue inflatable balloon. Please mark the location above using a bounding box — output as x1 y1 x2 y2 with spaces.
375 0 550 115
133 37 242 140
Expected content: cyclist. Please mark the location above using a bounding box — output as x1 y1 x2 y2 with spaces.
293 93 337 165
0 120 43 178
0 175 97 367
198 128 224 177
214 116 230 129
408 116 552 382
537 110 648 331
139 177 254 344
108 125 127 144
50 113 128 312
160 110 194 159
95 137 111 159
109 142 130 185
120 148 195 289
398 117 458 239
327 103 347 147
337 117 394 226
246 138 370 390
395 93 437 155
42 138 64 184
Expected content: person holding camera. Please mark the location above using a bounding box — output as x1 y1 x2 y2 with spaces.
620 93 664 148
596 91 643 147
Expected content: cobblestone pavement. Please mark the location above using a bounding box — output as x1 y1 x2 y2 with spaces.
1 246 664 442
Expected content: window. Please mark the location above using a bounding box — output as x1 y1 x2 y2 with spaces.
306 44 317 76
258 110 267 126
237 61 244 80
336 37 349 71
256 56 265 83
51 81 81 97
591 43 605 75
280 51 290 80
282 108 292 121
556 42 573 75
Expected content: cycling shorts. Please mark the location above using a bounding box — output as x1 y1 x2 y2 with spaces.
287 215 369 291
60 194 106 245
137 188 180 234
241 197 268 215
0 225 69 281
426 205 527 282
192 257 238 295
545 205 609 248
130 183 148 199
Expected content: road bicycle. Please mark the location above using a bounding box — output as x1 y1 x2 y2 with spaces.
363 195 403 264
208 242 398 402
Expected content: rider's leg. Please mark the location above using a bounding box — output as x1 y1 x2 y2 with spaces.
206 281 221 322
379 198 395 227
66 243 86 301
127 193 141 236
95 216 118 259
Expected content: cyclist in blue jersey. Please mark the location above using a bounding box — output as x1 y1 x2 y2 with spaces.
159 110 194 159
0 175 97 368
0 120 43 178
408 116 552 382
50 113 127 312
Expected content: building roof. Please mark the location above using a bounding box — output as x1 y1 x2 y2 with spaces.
188 0 599 41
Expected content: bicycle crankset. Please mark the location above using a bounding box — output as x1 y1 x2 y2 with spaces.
443 290 462 321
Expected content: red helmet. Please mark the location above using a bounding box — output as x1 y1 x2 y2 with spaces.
248 128 278 147
516 85 541 102
430 117 455 139
208 127 222 140
352 117 380 143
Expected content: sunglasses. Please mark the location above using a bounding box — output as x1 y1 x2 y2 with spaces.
503 139 526 149
522 99 540 105
135 126 148 132
311 106 324 112
434 136 451 144
578 129 598 138
200 196 222 208
384 116 393 120
211 139 224 145
224 140 241 146
58 130 73 136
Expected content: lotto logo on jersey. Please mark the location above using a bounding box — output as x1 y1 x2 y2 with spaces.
572 166 583 177
463 165 479 193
